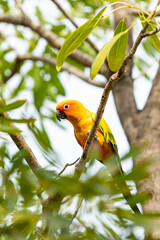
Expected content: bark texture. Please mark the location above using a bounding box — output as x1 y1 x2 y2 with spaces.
113 6 160 239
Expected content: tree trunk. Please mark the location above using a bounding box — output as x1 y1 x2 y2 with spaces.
113 5 160 239
135 66 160 239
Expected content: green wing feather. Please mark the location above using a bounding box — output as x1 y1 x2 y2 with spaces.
96 115 118 153
97 116 125 174
91 112 120 155
91 113 122 167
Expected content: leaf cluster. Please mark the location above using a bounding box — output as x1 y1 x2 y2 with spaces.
0 142 158 239
56 1 160 80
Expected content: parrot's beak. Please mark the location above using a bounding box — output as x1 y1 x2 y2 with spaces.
56 109 67 121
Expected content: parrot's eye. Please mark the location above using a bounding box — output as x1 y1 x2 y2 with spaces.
63 104 69 110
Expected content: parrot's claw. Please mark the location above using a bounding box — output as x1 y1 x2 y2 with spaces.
87 130 97 139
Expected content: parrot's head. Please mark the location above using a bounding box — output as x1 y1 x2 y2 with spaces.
56 100 87 123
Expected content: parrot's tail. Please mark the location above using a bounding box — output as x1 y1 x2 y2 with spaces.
112 152 141 214
110 150 141 214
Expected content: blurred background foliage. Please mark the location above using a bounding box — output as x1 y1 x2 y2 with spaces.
0 0 159 239
0 142 154 240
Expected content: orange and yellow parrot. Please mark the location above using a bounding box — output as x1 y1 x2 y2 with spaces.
56 100 140 213
56 100 118 164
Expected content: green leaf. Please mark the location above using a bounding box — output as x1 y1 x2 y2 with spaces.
56 6 107 71
0 0 9 12
28 123 55 157
147 32 160 52
121 146 141 161
108 20 128 72
30 63 64 111
134 56 150 80
5 180 17 212
18 167 39 205
10 150 28 174
91 30 127 79
0 117 36 124
35 6 46 25
142 38 157 57
44 64 65 96
141 15 160 52
11 77 26 99
0 100 26 113
0 124 21 134
32 65 45 111
11 210 40 237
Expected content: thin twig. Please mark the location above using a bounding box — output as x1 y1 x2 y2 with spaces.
118 2 160 77
56 157 80 178
50 0 99 53
141 25 160 37
15 0 25 15
17 54 105 88
15 0 31 21
51 0 78 29
3 58 22 83
71 198 84 223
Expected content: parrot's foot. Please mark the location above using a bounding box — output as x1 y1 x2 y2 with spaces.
87 130 97 139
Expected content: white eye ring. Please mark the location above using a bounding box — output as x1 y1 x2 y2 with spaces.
63 104 69 110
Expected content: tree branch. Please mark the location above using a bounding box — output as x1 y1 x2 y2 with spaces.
3 52 105 88
0 99 64 230
15 0 30 20
17 54 105 88
130 7 160 17
56 157 80 178
141 64 160 129
50 0 99 53
0 107 41 171
71 198 84 223
112 6 138 143
3 58 22 83
146 64 160 106
119 0 159 75
113 75 138 143
0 14 110 78
141 26 160 37
112 2 160 143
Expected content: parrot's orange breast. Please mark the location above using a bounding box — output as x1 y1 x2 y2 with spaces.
73 116 93 148
73 118 114 162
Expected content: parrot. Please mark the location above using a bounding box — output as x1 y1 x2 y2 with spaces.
56 100 118 164
56 100 140 213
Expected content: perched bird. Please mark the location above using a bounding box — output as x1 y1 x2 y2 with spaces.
56 100 118 164
56 99 140 213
